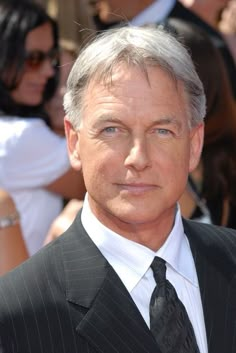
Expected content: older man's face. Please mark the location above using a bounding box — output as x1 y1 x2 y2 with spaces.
65 64 203 239
88 0 155 24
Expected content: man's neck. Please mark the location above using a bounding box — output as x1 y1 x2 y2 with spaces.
89 201 177 252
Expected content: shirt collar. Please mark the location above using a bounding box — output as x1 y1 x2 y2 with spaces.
130 0 176 27
81 194 198 292
156 207 198 287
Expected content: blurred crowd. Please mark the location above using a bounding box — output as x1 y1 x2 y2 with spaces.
0 0 236 275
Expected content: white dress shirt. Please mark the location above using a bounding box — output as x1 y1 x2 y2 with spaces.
131 0 176 26
81 195 208 353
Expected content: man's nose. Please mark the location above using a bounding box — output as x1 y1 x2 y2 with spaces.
124 138 152 171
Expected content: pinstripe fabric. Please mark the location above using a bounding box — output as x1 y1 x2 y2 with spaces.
0 212 236 353
183 220 236 353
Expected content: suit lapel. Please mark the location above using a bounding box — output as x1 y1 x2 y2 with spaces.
77 267 159 353
61 212 159 353
183 219 236 353
186 234 216 349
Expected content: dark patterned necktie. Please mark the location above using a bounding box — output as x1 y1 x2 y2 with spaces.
149 257 200 353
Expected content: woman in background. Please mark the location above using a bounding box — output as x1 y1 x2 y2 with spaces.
0 0 86 255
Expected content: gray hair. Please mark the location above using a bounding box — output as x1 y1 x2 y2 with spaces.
64 25 206 130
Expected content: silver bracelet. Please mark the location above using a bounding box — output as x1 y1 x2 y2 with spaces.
0 211 20 229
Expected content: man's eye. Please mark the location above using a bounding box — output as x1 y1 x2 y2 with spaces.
103 127 118 133
157 128 171 135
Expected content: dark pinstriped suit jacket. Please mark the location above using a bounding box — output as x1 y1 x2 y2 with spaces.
0 212 236 353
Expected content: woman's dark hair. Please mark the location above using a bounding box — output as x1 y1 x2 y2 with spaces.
166 19 236 222
0 0 59 120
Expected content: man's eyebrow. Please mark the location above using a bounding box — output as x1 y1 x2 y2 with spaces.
152 117 179 123
151 117 183 129
92 115 184 132
93 115 122 126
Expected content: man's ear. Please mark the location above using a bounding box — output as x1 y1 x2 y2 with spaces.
64 116 82 171
189 123 204 173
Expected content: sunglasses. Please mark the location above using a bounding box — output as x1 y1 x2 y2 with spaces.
24 48 59 70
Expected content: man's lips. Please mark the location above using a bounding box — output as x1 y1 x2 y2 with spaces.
118 183 157 194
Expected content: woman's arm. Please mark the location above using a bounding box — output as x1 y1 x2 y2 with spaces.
0 190 28 276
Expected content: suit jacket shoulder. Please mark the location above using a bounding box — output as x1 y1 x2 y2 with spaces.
0 213 158 353
183 219 236 352
183 218 236 278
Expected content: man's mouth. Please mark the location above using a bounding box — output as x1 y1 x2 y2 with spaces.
118 183 157 195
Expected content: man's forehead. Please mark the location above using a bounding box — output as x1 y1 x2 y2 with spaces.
84 63 178 95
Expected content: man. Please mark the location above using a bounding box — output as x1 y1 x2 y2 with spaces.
0 26 236 353
90 0 236 98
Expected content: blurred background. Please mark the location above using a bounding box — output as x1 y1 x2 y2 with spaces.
35 0 95 46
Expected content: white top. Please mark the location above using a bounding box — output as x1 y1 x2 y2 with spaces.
0 117 70 255
131 0 176 26
81 195 208 353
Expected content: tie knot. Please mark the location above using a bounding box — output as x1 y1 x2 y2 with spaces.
151 257 166 284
